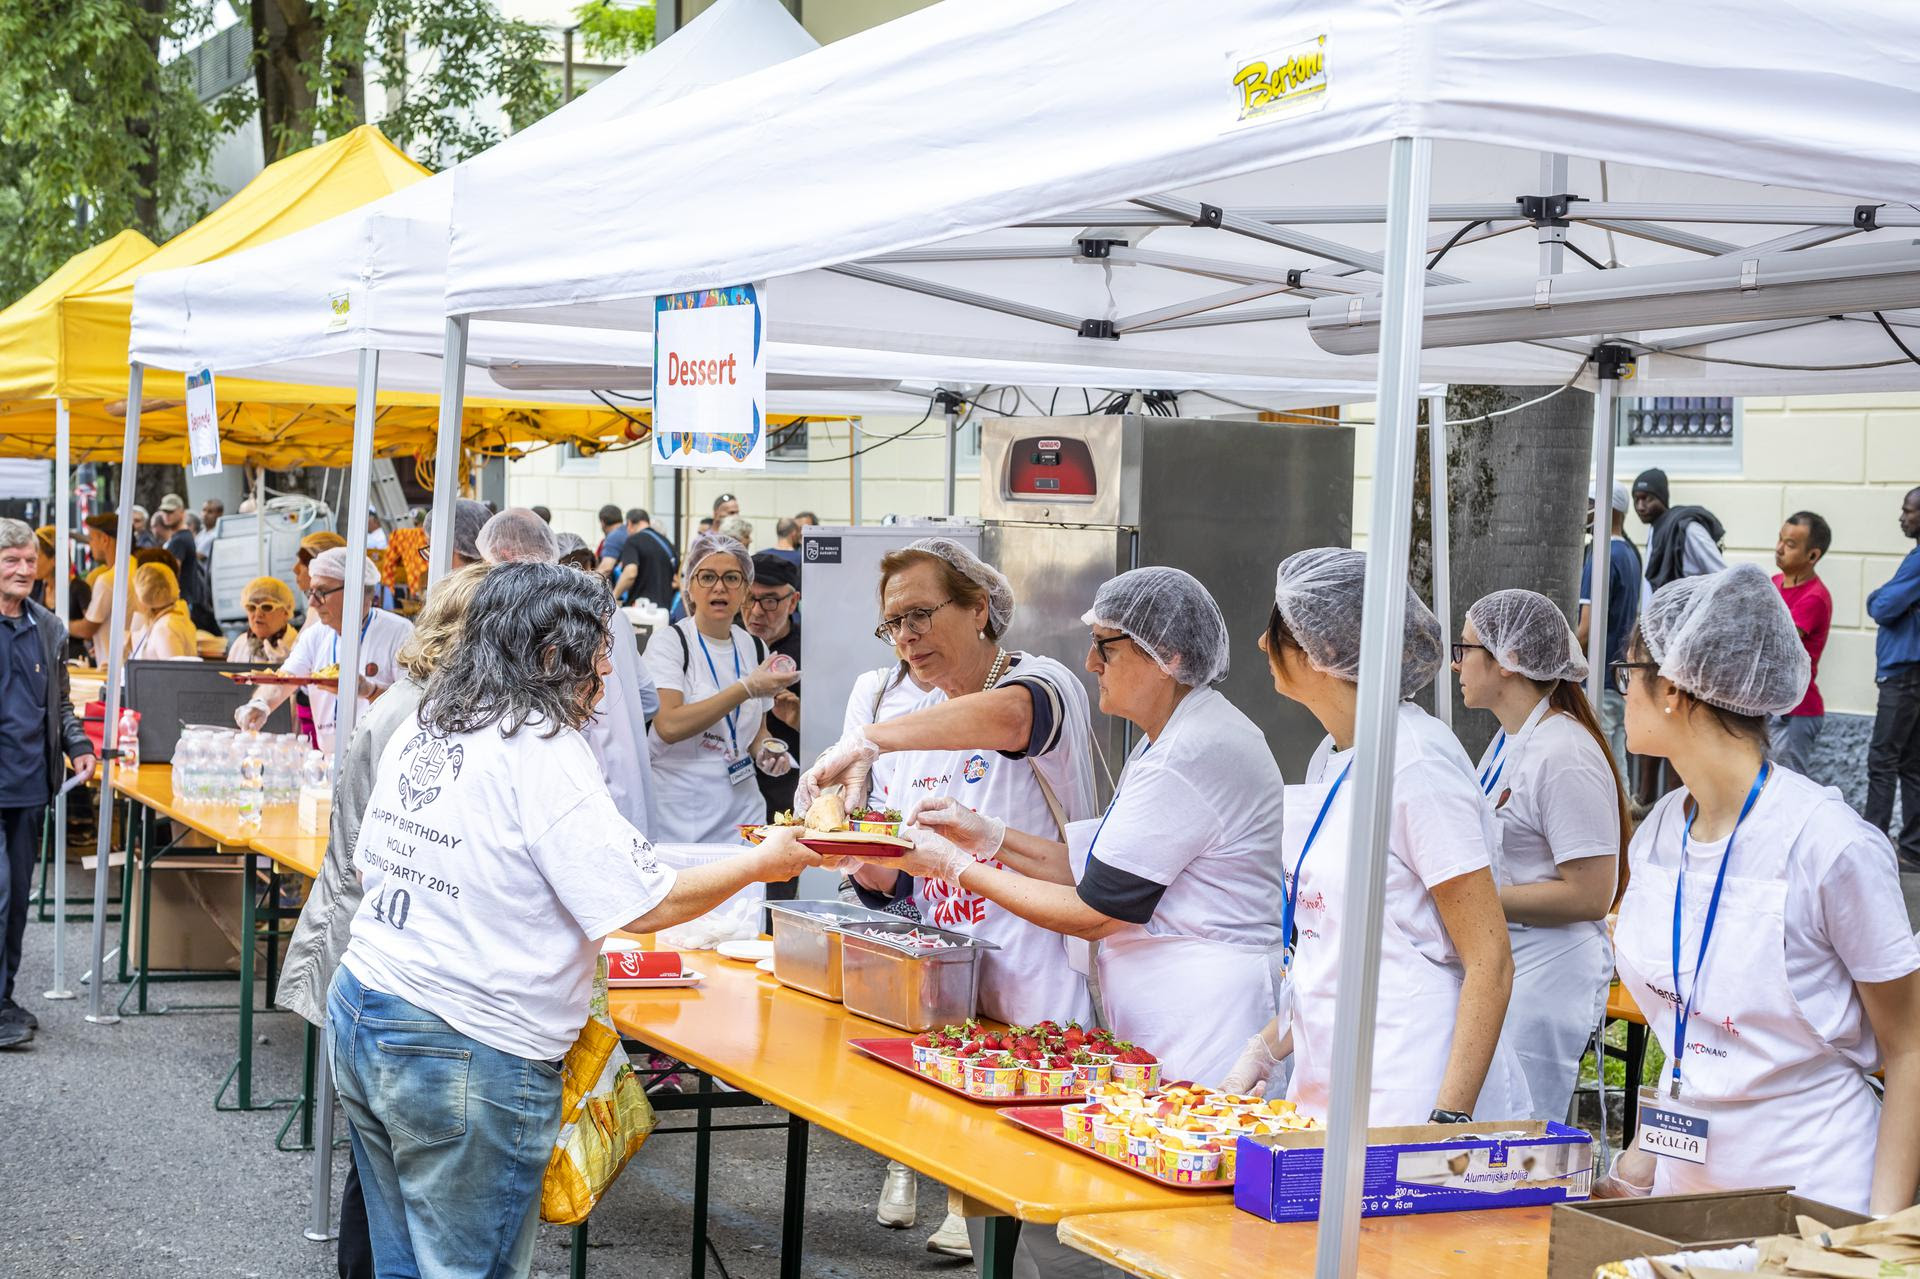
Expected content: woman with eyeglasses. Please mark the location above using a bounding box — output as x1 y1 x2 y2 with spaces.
796 537 1099 1028
899 567 1286 1085
1598 565 1920 1214
644 533 802 844
1452 589 1626 1123
1221 548 1529 1124
227 576 300 663
236 547 414 752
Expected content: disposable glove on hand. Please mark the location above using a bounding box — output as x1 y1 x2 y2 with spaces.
1219 1029 1282 1096
900 823 976 886
741 655 801 699
795 726 880 811
234 701 268 732
904 795 1006 860
755 741 795 777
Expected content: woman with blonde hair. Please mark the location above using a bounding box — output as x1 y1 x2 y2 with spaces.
227 576 300 663
127 562 199 660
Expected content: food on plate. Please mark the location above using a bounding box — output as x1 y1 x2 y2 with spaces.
847 805 904 836
804 790 849 831
312 664 341 680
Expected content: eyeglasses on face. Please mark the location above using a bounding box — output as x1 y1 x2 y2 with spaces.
1089 633 1136 665
306 584 343 604
1450 642 1489 663
1609 660 1659 694
243 601 287 613
746 589 795 612
874 599 954 643
691 570 746 590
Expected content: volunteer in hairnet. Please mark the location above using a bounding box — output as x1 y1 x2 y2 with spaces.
1454 589 1627 1122
1599 565 1920 1214
1222 548 1529 1124
903 568 1286 1085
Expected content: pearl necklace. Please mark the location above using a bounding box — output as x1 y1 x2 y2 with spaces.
981 647 1009 692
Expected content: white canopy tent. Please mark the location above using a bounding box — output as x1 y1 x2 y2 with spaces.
439 0 1920 1271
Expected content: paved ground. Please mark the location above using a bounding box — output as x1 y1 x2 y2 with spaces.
0 917 974 1279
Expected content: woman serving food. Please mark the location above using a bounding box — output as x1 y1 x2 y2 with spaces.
897 567 1287 1086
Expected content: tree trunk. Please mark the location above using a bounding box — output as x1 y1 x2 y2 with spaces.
1413 385 1595 759
253 0 325 163
129 0 166 237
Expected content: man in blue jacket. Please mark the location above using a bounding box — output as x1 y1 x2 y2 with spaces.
0 519 97 1048
1865 485 1920 872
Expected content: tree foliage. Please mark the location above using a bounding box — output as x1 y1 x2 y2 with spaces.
575 1 655 61
0 0 241 304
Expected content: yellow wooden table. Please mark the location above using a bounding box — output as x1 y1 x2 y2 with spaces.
1057 1203 1551 1279
607 956 1229 1279
110 764 320 1125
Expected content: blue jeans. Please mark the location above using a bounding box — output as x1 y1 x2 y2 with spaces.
327 965 563 1279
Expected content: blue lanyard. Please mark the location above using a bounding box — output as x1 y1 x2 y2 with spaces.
1479 731 1507 795
330 610 373 671
1282 758 1353 970
1669 761 1769 1098
1085 742 1152 859
696 627 744 753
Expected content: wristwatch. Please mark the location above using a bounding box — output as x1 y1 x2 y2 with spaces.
1428 1108 1473 1124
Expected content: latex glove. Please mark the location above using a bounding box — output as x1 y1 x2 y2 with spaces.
904 795 1006 860
754 740 795 777
751 826 825 882
1589 1145 1656 1199
1220 1028 1283 1096
899 822 976 886
741 655 801 699
234 700 269 732
795 726 881 811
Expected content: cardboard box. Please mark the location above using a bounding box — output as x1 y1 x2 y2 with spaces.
1547 1190 1870 1279
125 859 270 974
1234 1119 1594 1223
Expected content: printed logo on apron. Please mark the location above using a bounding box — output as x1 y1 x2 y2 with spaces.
923 874 991 928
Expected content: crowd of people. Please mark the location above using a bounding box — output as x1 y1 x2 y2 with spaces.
2 472 1918 1278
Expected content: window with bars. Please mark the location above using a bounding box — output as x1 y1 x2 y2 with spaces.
1621 396 1737 445
767 420 811 460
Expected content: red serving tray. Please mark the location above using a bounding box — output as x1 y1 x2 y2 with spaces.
846 1037 1084 1106
797 835 907 858
999 1105 1236 1191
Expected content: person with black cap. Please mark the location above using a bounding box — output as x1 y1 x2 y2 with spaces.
746 553 803 877
1632 467 1726 591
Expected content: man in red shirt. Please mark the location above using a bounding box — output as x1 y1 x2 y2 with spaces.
1771 510 1834 775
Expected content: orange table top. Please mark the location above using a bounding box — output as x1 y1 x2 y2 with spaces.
607 957 1232 1225
1606 982 1645 1026
112 763 324 877
1057 1204 1550 1279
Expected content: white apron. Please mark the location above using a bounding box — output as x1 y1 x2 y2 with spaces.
1613 796 1882 1213
1479 698 1615 1122
1064 819 1279 1087
1282 778 1531 1125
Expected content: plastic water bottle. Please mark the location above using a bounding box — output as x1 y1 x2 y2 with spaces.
235 733 266 826
116 708 140 773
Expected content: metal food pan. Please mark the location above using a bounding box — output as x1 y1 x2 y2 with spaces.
837 920 998 1033
765 901 900 1002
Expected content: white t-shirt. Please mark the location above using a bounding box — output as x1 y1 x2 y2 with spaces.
874 652 1099 1026
846 664 940 805
1067 686 1287 946
341 713 677 1061
282 608 414 752
581 609 656 837
1481 708 1620 889
643 619 772 843
1305 702 1499 969
1631 770 1920 1069
1682 521 1727 577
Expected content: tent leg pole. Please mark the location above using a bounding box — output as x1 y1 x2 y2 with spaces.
850 418 863 526
427 316 469 587
942 405 958 517
87 366 146 1026
1311 136 1432 1279
1427 391 1452 730
305 1040 340 1242
1585 370 1618 714
47 398 74 1001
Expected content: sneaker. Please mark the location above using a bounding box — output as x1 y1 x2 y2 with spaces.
2 1000 37 1031
876 1161 917 1228
925 1212 971 1259
0 1019 31 1050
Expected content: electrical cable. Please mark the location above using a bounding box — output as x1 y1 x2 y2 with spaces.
1874 310 1920 367
1562 240 1609 272
801 395 942 463
1427 219 1487 271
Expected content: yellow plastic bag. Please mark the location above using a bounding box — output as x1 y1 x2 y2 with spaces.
540 958 656 1224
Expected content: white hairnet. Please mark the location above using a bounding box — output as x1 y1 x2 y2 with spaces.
1081 567 1229 687
1639 563 1810 716
1466 588 1588 683
476 507 559 564
686 532 754 584
1272 547 1444 698
307 546 374 591
1588 482 1630 514
904 536 1014 635
451 499 492 562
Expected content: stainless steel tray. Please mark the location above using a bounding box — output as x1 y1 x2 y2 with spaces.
765 901 900 1002
837 919 998 1033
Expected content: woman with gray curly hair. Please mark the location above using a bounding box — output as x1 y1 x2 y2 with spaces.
329 562 818 1278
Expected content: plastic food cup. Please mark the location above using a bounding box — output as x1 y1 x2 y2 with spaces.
1219 1136 1240 1181
1021 1066 1076 1099
1072 1058 1114 1090
965 1059 1022 1099
1090 1116 1128 1161
934 1052 967 1088
1060 1104 1099 1148
1156 1140 1222 1184
1112 1061 1162 1090
1125 1129 1159 1169
911 1042 940 1075
768 654 797 676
